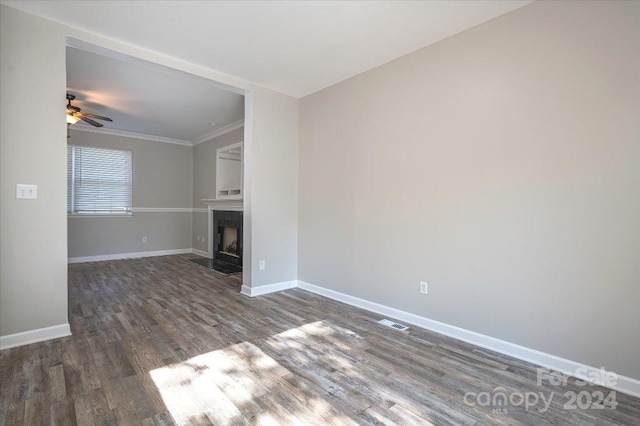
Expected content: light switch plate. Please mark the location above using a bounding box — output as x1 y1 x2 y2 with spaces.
16 184 37 199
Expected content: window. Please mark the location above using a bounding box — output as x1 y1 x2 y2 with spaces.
67 145 132 215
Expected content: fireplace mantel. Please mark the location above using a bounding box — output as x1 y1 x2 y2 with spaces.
201 198 243 211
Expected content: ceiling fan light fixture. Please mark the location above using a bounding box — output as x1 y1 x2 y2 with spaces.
65 93 112 128
66 114 80 124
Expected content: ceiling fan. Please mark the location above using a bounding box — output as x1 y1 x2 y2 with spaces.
66 93 113 127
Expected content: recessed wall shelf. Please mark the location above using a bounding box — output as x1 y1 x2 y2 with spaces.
216 141 243 200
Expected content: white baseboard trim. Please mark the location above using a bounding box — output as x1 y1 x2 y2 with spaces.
68 248 193 264
297 280 640 398
191 249 209 258
241 280 298 297
0 323 71 350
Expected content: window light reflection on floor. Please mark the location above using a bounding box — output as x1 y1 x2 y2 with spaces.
149 321 361 425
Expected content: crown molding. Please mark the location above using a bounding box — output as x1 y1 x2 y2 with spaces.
69 119 244 147
70 125 193 146
192 119 244 145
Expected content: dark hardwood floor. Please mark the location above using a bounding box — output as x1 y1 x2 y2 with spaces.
0 254 638 425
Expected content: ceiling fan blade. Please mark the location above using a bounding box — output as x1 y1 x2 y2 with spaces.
79 116 103 127
80 112 113 122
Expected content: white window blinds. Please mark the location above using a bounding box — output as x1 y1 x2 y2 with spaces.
67 144 132 215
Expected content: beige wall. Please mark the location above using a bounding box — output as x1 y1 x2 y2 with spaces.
1 5 299 339
299 0 640 380
248 90 299 287
0 7 69 336
67 129 194 258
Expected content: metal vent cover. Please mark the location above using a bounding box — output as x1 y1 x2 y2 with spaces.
377 319 409 331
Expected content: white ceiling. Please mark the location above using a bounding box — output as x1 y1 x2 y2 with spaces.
3 0 532 98
66 46 244 143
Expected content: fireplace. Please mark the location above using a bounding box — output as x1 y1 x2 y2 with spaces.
212 211 243 266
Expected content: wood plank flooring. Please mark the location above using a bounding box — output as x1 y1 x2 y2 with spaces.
1 254 638 425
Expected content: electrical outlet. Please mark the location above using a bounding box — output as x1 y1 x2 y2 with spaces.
259 260 265 270
16 184 38 199
420 281 428 294
142 237 148 243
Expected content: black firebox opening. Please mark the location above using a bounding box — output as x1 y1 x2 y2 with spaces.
213 211 243 267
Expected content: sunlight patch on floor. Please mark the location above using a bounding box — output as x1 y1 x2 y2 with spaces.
150 321 361 425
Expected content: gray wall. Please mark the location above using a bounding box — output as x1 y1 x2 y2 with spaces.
0 7 69 336
298 0 640 380
192 127 244 252
69 213 192 257
192 211 209 254
67 129 193 258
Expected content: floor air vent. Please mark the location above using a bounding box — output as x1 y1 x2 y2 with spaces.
377 319 409 331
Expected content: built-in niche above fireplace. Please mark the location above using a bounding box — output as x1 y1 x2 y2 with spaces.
201 141 243 215
216 142 243 200
212 210 243 267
